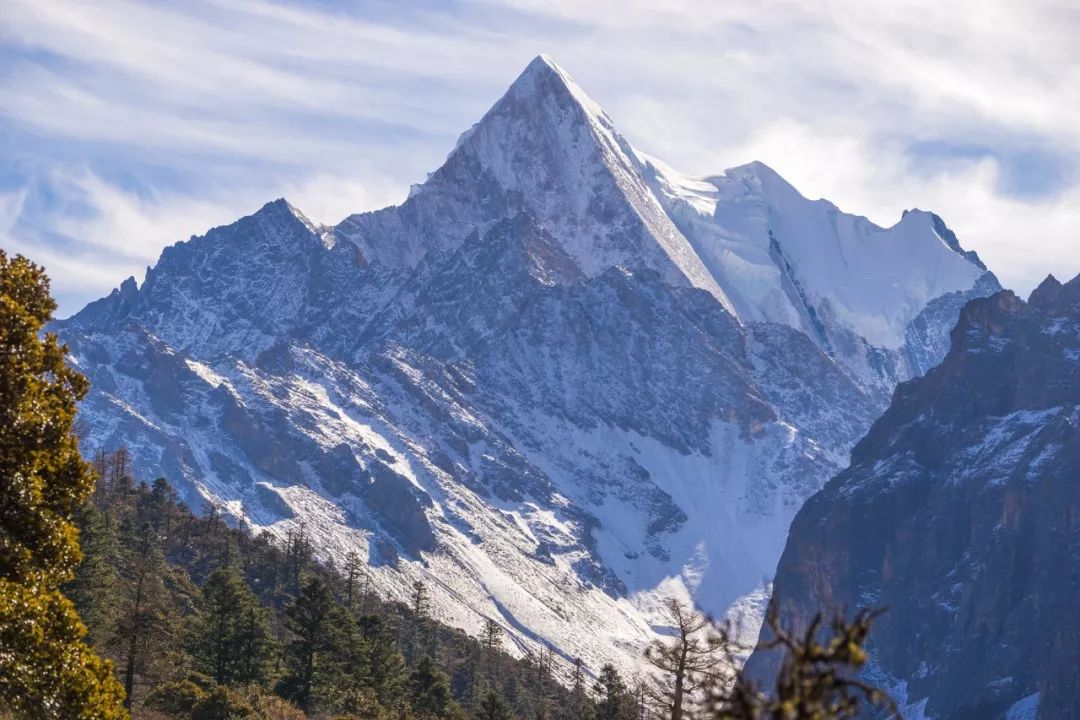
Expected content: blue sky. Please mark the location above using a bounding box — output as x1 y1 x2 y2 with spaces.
2 0 1078 316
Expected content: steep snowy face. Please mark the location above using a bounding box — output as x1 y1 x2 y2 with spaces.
639 156 998 390
55 55 998 677
750 277 1080 719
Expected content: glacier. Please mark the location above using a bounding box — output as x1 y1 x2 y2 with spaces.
53 54 998 676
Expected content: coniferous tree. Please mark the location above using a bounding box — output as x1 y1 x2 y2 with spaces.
109 448 131 497
142 477 181 538
404 579 433 662
476 617 504 700
476 690 513 720
343 550 365 610
529 644 556 720
0 251 126 719
645 598 727 720
357 613 408 709
114 520 183 708
65 503 121 648
284 523 311 595
481 617 503 655
594 663 634 720
410 654 457 718
279 575 342 712
190 565 275 685
411 579 432 615
562 657 593 720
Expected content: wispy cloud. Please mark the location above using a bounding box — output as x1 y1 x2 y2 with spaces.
1 0 1078 315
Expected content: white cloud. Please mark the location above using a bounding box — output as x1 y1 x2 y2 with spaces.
0 168 248 310
281 173 408 228
2 0 1078 314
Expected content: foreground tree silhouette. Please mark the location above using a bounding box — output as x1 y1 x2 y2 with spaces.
647 598 727 720
714 607 900 720
0 251 127 718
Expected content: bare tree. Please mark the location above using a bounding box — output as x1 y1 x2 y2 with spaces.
646 598 731 720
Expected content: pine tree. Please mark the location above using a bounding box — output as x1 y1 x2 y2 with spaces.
0 251 127 718
403 579 433 662
476 690 513 720
114 520 182 708
190 565 275 685
284 523 311 595
142 477 180 536
343 550 364 610
594 663 634 720
529 644 555 720
412 579 432 618
65 503 121 649
563 657 592 720
357 613 408 709
481 617 503 655
470 616 503 703
409 654 456 718
279 575 342 712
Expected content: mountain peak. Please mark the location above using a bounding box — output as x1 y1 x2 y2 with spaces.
258 197 315 226
499 53 607 123
1028 273 1064 308
522 52 560 76
250 198 329 248
715 160 804 204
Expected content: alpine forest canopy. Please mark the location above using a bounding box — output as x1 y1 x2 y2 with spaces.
64 447 586 720
62 454 898 720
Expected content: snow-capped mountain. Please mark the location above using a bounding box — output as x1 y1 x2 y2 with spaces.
751 276 1080 718
54 55 997 674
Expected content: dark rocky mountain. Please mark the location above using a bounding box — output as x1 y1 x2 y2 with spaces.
753 276 1080 719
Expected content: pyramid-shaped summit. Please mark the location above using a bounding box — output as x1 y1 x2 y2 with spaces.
336 53 727 303
491 53 610 124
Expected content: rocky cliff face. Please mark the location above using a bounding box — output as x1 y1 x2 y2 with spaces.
54 55 996 674
754 276 1080 719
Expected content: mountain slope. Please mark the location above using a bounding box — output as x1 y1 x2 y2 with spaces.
55 55 996 675
752 277 1080 719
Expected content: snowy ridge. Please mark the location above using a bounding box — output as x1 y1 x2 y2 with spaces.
56 55 996 679
639 155 992 390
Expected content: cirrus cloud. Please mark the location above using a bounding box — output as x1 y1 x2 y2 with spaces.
1 0 1077 314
